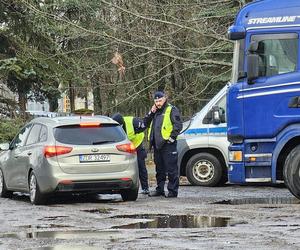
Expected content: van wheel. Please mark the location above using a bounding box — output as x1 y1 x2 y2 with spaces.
29 172 46 205
186 153 224 187
0 169 13 198
283 145 300 199
120 187 138 201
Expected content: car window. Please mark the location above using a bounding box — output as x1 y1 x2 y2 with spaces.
215 95 226 123
26 124 42 145
53 124 126 145
39 125 48 142
203 95 226 124
10 124 32 149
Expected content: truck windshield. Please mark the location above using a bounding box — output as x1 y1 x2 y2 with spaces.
231 40 245 84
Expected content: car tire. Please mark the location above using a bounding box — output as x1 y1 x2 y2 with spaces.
0 169 13 198
120 187 139 201
283 145 300 199
29 172 46 205
186 153 223 187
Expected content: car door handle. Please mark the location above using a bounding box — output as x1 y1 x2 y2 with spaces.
27 152 32 156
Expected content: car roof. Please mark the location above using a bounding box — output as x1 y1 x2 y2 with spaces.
29 115 118 128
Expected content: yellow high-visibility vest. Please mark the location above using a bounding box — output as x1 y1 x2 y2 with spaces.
123 116 144 148
148 104 173 140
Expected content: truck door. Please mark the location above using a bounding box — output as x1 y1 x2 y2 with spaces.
242 32 299 181
243 33 299 139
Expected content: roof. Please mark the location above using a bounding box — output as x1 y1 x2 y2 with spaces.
30 115 118 127
234 0 300 30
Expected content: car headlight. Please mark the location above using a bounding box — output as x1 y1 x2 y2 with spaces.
229 151 243 162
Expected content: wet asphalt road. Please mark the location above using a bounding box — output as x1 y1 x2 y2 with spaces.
1 179 300 250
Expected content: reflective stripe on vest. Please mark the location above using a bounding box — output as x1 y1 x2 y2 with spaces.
123 116 144 148
148 104 173 140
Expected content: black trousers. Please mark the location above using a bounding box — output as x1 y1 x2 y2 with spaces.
137 146 149 190
154 142 179 195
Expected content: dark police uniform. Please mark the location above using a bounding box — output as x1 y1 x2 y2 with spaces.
144 100 182 197
112 113 149 193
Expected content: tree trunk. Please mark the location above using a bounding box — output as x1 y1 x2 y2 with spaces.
69 82 75 112
18 92 27 115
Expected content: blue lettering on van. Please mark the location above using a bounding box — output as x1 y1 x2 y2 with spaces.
184 127 227 135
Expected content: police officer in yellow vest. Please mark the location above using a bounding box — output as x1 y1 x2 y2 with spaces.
144 91 182 198
111 113 149 194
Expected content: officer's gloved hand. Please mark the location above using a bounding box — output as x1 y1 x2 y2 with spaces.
166 137 175 144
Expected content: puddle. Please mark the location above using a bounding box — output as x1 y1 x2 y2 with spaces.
26 230 120 239
213 197 300 205
111 214 230 229
1 230 122 240
0 215 230 241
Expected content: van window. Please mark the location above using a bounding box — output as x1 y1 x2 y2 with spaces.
216 95 226 123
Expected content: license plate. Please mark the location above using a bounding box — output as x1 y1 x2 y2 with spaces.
79 154 110 162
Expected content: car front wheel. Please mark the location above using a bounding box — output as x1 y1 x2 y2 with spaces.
0 169 13 198
186 153 224 187
29 172 46 205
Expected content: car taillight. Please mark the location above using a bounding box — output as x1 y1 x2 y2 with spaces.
44 146 73 158
116 143 136 154
120 178 132 181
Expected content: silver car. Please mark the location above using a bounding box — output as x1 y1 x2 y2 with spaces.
0 116 139 205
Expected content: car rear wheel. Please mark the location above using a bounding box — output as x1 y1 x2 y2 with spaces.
0 169 13 198
283 145 300 199
29 172 46 205
186 153 224 187
120 187 139 201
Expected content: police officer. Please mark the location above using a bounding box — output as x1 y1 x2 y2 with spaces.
111 113 149 194
144 91 182 198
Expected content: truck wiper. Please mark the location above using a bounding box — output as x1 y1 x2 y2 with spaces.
92 140 116 145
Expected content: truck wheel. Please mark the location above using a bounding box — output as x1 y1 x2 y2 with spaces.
120 187 139 201
283 145 300 199
0 169 13 198
186 153 223 187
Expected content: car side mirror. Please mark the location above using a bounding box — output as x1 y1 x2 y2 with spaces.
212 106 221 125
0 143 10 151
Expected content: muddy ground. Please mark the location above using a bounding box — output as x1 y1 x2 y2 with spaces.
1 167 300 250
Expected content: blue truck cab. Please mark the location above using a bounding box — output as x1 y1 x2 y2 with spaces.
227 0 300 198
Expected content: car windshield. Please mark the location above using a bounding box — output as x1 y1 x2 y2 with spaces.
54 124 126 145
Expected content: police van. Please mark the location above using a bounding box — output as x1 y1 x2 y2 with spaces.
177 85 229 186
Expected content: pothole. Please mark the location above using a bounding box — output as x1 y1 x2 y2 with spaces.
19 224 70 229
213 197 300 205
111 214 231 229
82 208 115 214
